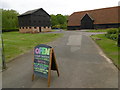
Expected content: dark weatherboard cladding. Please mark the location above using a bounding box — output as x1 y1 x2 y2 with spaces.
34 44 52 78
18 8 51 27
18 8 51 33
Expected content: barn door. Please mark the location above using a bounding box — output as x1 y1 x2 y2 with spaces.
81 14 94 29
39 27 41 32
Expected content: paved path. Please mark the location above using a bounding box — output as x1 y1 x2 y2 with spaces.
2 31 118 88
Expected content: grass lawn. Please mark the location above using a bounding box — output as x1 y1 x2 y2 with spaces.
3 32 63 62
86 29 108 32
91 34 119 69
86 28 119 32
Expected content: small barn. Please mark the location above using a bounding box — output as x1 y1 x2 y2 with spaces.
18 8 51 33
67 6 120 30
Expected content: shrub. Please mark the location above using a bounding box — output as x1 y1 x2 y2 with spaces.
105 28 118 41
110 34 118 40
105 34 118 41
105 34 111 38
107 28 118 34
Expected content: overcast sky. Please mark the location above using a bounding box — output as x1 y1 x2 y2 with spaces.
0 0 119 15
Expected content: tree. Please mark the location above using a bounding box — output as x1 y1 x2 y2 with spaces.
2 9 19 29
50 14 69 29
51 14 58 26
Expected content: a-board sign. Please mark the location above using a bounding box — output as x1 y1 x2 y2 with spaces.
34 44 51 78
32 44 59 87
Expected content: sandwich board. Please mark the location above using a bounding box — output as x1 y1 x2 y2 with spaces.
32 44 59 87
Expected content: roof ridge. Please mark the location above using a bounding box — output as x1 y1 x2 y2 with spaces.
19 8 42 16
74 6 119 14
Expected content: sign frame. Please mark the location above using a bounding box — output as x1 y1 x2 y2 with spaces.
32 44 59 87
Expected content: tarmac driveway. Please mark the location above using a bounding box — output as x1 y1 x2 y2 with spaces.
2 30 118 88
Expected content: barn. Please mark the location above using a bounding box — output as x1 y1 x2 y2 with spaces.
18 8 51 33
67 6 120 30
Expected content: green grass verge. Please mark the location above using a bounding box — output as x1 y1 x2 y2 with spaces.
86 28 119 32
91 34 119 69
86 29 108 32
3 32 63 62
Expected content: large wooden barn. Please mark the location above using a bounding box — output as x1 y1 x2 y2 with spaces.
18 8 51 33
67 6 120 30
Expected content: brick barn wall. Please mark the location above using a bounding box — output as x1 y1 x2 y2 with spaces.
41 27 51 32
19 26 51 33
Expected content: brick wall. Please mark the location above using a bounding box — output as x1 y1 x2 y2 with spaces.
19 26 51 33
41 26 51 32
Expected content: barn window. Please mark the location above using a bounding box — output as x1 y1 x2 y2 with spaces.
34 27 36 29
23 27 24 29
29 27 31 29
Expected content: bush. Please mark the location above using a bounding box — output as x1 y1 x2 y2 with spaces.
105 34 111 38
110 34 118 40
105 28 118 41
105 34 118 41
107 28 118 34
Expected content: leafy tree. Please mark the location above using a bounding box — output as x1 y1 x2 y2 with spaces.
2 9 19 29
51 14 69 29
51 14 58 26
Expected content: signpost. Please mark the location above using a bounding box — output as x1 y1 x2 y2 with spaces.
1 36 6 70
32 44 59 87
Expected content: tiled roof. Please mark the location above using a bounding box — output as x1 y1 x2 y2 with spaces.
18 8 50 17
68 6 119 26
20 8 40 16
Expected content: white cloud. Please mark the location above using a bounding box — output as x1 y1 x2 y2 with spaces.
0 0 11 9
0 0 119 15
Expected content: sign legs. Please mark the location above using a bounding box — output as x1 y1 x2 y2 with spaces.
52 48 60 77
32 73 35 81
48 48 52 87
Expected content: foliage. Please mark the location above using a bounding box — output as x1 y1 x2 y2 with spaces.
2 9 19 30
105 28 119 41
105 34 118 41
51 14 68 29
3 32 63 62
107 28 118 34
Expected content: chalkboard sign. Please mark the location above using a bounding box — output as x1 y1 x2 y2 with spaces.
34 44 51 78
32 44 59 87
